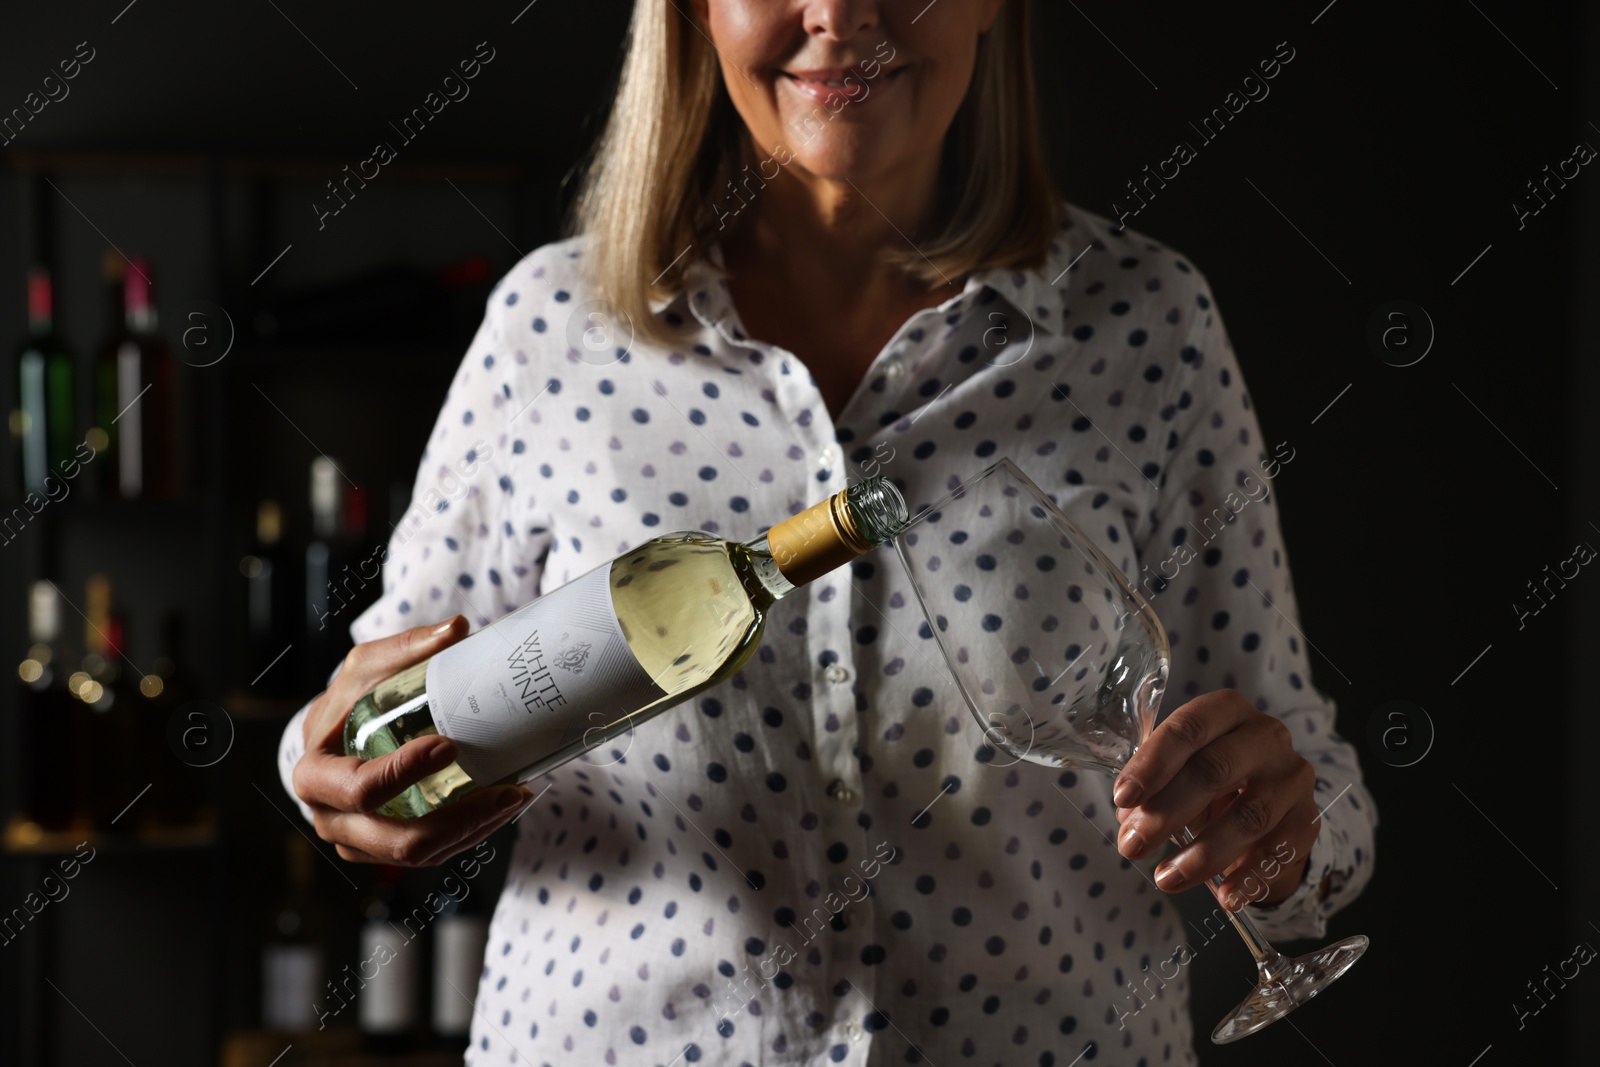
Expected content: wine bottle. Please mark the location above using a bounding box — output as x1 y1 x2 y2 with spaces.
15 580 85 831
243 500 283 644
304 456 343 688
77 575 141 831
358 866 421 1052
243 499 300 694
141 612 200 825
94 255 178 499
82 250 121 479
261 834 326 1031
345 477 907 818
430 880 489 1047
12 267 76 496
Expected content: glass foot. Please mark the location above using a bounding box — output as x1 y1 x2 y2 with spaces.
1211 934 1369 1044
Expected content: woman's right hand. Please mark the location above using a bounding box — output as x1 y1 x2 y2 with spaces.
291 616 533 866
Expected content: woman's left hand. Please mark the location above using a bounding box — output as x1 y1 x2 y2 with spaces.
1111 689 1317 910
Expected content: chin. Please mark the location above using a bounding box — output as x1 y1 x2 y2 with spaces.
788 135 903 187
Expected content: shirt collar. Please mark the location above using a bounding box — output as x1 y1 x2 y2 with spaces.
652 213 1084 340
957 210 1092 337
656 243 737 336
964 248 1073 337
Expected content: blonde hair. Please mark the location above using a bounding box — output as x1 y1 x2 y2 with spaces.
570 0 1061 345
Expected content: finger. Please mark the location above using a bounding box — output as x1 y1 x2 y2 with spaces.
1150 767 1309 894
317 788 521 869
414 787 537 868
1213 806 1318 910
1114 787 1229 822
1181 791 1235 839
294 733 461 814
1119 719 1277 860
304 617 468 752
1117 788 1233 859
1113 690 1256 808
320 785 530 867
334 841 387 865
342 615 468 689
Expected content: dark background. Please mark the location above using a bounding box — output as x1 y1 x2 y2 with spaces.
0 1 1594 1064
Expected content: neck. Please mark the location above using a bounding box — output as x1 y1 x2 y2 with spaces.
722 141 947 301
738 534 799 610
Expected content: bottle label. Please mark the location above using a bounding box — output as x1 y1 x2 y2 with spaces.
432 914 489 1035
116 343 142 497
425 564 667 785
358 923 418 1033
262 945 323 1030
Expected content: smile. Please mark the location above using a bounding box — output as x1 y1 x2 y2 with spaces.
779 65 907 108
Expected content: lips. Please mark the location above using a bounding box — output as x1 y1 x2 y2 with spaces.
779 64 906 108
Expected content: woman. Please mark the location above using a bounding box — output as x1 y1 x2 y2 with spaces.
280 1 1376 1062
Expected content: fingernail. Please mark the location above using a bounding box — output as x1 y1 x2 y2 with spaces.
1113 776 1142 807
1117 822 1144 858
1223 892 1242 911
432 618 458 637
1154 862 1182 890
499 787 531 809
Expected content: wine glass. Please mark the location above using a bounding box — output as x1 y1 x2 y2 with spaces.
890 456 1367 1043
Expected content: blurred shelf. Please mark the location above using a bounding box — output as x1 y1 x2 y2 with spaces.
222 1028 465 1067
2 809 217 856
2 149 528 183
225 688 308 721
0 495 205 520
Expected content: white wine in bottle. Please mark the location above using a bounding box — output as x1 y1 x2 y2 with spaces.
344 477 908 817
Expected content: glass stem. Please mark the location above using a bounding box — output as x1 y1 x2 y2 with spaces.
1175 825 1294 986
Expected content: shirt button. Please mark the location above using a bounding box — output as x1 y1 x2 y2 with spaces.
846 1021 863 1041
819 446 837 468
883 358 904 380
824 664 850 684
826 779 856 805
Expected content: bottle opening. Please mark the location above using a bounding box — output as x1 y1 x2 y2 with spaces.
845 477 909 545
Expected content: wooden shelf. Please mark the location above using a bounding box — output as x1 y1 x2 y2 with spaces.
1 149 528 184
222 1028 466 1067
224 689 309 721
2 810 217 856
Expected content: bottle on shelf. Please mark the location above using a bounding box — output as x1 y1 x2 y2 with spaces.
242 499 298 694
346 477 908 817
94 254 178 499
76 574 142 832
304 456 340 687
15 580 89 833
246 500 284 642
342 483 368 545
261 834 326 1032
431 877 490 1048
303 457 378 688
11 266 76 497
82 250 121 475
141 612 202 826
357 865 421 1052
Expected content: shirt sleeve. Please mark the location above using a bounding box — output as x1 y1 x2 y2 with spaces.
278 276 557 820
1134 275 1377 942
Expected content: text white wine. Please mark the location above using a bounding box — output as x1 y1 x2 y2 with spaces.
344 478 908 817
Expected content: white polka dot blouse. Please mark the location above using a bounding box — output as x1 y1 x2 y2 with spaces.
279 201 1376 1067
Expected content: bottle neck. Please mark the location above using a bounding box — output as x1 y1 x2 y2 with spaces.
26 270 52 334
124 264 155 333
739 533 799 606
27 581 60 646
747 476 908 593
